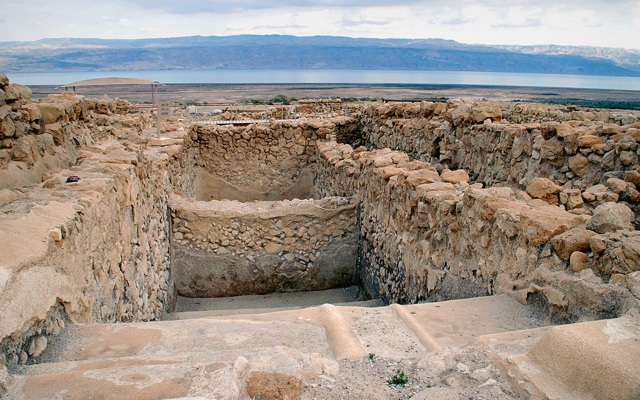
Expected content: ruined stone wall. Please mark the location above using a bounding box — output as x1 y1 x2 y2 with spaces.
170 195 358 297
190 120 334 201
315 139 638 322
0 74 180 368
353 101 640 194
0 75 151 192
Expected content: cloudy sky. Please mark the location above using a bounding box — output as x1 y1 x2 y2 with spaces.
2 0 639 49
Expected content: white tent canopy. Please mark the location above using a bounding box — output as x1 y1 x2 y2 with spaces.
59 77 164 104
60 77 163 87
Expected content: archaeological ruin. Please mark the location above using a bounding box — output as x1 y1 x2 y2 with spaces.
1 72 639 399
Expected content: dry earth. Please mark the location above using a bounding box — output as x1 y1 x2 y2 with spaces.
29 83 640 106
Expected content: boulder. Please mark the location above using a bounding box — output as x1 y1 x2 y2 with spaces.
470 102 502 123
577 135 602 147
441 169 469 184
570 251 589 272
589 203 635 234
568 154 589 177
526 178 562 205
591 232 640 275
403 169 440 187
624 170 640 186
606 178 628 194
4 84 32 101
416 182 454 197
551 228 597 260
35 103 66 124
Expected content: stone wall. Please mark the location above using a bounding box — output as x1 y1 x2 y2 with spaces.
351 101 640 210
315 139 639 322
3 73 640 377
0 74 151 191
0 74 182 369
190 120 334 201
170 195 358 297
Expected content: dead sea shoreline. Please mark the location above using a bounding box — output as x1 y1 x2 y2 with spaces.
28 83 640 109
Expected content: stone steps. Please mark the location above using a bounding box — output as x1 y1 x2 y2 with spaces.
168 299 386 320
6 294 640 399
169 285 384 319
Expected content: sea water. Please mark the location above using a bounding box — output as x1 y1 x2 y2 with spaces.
6 69 640 91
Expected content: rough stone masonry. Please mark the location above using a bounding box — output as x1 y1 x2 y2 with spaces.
1 71 640 397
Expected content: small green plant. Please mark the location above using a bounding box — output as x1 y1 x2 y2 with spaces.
368 353 376 360
387 370 409 385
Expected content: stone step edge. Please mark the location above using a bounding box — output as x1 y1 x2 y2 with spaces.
167 299 386 320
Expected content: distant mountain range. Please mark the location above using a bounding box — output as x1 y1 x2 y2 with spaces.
1 35 639 77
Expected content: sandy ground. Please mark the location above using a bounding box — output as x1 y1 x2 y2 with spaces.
29 83 640 107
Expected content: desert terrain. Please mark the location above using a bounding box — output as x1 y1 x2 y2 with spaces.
29 83 640 109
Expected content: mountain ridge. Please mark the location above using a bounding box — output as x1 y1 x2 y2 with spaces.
1 35 639 77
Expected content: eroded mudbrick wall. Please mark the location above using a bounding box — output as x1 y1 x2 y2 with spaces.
170 196 358 296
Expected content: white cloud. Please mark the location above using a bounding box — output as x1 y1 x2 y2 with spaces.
1 0 639 49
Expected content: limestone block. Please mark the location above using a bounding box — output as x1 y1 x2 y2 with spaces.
526 178 561 204
606 178 628 194
584 184 608 195
568 154 589 177
540 137 565 166
1 117 15 138
627 271 640 298
450 105 471 126
403 169 440 187
551 228 597 260
470 102 502 123
416 182 454 197
35 103 65 124
441 169 469 184
625 170 640 186
0 104 10 120
375 166 403 180
589 203 635 234
577 135 603 147
371 154 394 168
511 204 585 246
591 232 640 275
569 251 589 272
565 189 584 210
620 151 636 166
4 84 32 101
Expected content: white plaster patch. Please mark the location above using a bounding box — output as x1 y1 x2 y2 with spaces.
518 360 540 375
603 317 640 344
0 267 9 291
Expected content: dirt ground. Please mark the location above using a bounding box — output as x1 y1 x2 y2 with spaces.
29 83 640 108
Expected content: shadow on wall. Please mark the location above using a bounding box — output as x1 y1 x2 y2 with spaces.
195 167 317 202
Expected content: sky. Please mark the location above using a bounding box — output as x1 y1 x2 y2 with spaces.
1 0 639 49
